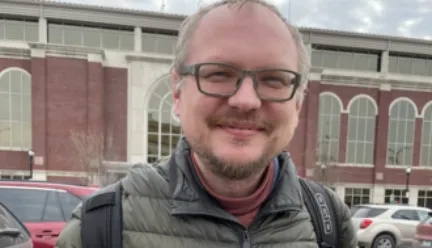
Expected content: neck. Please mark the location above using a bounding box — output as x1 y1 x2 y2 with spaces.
192 153 268 198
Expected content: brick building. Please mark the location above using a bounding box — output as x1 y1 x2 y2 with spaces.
0 0 431 208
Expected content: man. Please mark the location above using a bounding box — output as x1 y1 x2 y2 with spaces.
56 0 356 247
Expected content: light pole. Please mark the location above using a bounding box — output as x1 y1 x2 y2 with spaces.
405 167 411 201
320 164 327 184
28 150 34 180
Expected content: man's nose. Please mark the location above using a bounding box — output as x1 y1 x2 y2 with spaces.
227 77 262 112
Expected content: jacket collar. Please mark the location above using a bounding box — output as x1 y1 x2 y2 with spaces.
168 137 304 220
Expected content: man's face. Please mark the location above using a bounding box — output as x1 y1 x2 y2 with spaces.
172 3 303 179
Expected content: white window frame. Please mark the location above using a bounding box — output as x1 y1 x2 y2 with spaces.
0 68 32 151
420 102 432 167
344 187 371 207
346 95 377 165
146 77 182 163
316 92 342 165
386 98 417 167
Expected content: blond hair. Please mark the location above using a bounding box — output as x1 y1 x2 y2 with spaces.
173 0 310 101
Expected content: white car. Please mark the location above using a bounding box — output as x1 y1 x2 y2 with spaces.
351 204 431 248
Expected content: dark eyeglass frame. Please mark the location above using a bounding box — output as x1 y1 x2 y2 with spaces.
178 62 302 102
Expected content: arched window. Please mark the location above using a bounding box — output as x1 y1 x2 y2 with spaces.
421 103 432 167
346 96 377 164
146 76 182 163
317 93 342 164
387 99 416 166
0 68 31 149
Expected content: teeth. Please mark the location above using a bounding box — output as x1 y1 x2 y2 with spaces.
227 126 254 130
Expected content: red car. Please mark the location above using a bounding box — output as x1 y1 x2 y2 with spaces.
0 180 99 248
415 211 432 248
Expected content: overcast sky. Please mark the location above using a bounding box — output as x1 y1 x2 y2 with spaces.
58 0 432 40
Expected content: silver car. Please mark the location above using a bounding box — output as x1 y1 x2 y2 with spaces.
0 202 33 248
351 204 430 248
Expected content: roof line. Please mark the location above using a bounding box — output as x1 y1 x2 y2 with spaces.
5 0 432 45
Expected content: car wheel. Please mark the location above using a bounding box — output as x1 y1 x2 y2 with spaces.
372 234 396 248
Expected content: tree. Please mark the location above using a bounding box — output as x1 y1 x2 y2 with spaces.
70 127 120 186
314 134 339 188
387 146 412 165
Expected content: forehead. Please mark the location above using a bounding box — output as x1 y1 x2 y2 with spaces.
187 3 298 70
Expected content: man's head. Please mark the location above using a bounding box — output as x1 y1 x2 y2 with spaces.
171 0 310 180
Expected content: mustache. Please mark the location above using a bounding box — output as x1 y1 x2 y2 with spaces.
206 112 273 133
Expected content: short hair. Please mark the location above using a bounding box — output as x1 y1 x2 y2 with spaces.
173 0 310 90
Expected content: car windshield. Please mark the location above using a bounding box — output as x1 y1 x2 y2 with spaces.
0 202 30 247
422 215 432 225
352 206 388 218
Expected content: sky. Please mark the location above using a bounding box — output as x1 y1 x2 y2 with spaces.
56 0 432 40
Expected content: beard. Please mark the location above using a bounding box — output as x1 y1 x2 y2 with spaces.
187 110 278 180
192 141 274 180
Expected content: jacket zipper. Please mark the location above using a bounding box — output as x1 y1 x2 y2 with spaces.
242 230 251 248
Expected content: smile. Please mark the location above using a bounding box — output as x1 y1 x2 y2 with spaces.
217 124 265 137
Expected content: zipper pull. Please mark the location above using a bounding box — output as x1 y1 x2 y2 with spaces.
243 230 251 248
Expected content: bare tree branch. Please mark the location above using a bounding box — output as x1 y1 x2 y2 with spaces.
69 127 120 186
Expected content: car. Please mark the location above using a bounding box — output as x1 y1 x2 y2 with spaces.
351 204 431 248
414 211 432 248
0 180 99 248
0 201 33 248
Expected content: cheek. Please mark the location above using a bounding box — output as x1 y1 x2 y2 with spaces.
178 92 220 129
272 104 300 131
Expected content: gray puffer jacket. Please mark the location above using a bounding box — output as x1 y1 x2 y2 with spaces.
56 138 356 248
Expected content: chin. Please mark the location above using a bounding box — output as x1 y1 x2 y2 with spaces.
212 144 264 163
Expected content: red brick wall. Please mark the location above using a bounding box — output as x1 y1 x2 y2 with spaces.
0 150 28 170
0 58 30 72
2 54 431 186
45 57 88 171
289 80 432 186
31 57 47 171
0 58 31 171
104 67 128 161
0 56 128 175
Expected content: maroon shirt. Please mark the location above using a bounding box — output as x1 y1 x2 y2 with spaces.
192 154 275 227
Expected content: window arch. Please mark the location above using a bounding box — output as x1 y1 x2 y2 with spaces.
316 92 342 164
0 68 31 149
346 96 377 164
420 102 432 167
387 98 417 166
146 75 182 164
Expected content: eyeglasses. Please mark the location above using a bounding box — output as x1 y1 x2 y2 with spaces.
179 62 302 102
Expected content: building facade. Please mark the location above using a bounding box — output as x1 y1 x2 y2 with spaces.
0 0 431 208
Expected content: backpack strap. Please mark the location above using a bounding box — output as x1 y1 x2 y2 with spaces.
81 181 123 248
299 178 339 248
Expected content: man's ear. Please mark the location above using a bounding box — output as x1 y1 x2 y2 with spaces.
295 86 307 114
171 69 181 118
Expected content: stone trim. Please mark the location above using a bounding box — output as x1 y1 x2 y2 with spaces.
126 52 174 64
29 43 104 60
0 43 31 60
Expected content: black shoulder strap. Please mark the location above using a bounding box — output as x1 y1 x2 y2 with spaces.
299 178 339 248
81 181 123 248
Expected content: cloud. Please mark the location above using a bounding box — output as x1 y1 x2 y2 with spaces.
54 0 431 40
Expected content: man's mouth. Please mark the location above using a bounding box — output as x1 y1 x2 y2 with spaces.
216 123 267 138
217 124 265 131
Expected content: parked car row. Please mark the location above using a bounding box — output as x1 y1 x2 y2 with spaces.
351 203 432 248
0 180 99 248
2 179 431 248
